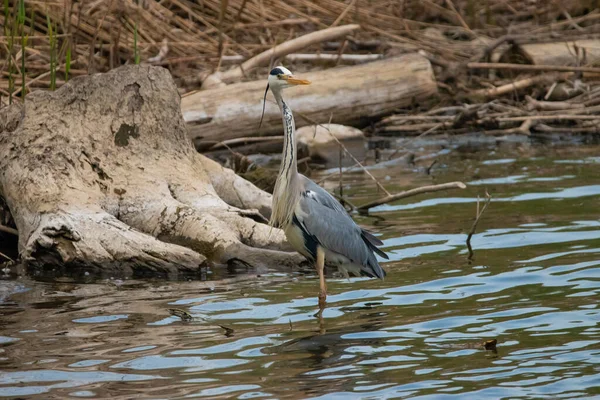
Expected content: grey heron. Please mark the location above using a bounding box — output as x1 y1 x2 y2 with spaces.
261 66 388 310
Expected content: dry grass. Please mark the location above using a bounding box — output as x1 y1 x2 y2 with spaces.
1 0 599 105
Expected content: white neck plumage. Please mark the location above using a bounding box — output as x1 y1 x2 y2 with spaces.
269 89 300 229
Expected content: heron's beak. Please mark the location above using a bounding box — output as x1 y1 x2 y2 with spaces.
286 76 311 85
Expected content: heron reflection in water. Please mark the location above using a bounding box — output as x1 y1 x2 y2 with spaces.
260 66 388 312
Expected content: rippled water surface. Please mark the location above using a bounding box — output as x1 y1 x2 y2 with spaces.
1 143 600 399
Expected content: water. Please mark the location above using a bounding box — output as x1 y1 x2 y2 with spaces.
1 143 600 399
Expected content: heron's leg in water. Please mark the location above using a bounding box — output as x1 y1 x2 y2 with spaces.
316 246 327 310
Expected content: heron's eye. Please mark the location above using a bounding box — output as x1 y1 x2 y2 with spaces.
277 74 284 79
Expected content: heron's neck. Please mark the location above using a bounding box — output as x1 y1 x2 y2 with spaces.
275 91 298 180
269 89 299 228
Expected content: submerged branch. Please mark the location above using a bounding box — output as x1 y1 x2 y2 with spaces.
466 193 492 261
357 182 467 214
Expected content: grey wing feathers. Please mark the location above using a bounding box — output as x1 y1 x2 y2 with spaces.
297 175 387 279
362 231 389 260
301 177 348 213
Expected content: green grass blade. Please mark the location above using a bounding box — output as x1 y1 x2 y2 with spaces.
7 0 15 104
47 14 56 90
17 0 24 23
19 0 26 98
65 45 71 82
3 0 9 37
134 20 140 64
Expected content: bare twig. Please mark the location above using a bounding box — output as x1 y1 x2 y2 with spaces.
445 0 473 33
466 192 492 260
296 111 392 196
357 182 467 214
331 0 358 27
473 35 517 62
147 39 169 63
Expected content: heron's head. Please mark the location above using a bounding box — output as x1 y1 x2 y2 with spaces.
259 66 310 129
266 66 311 91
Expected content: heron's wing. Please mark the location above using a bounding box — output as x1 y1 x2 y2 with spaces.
296 176 387 278
301 176 388 259
301 177 348 213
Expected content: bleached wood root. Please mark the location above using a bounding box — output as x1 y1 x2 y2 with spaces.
0 65 302 275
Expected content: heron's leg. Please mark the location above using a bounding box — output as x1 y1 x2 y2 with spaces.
316 246 327 310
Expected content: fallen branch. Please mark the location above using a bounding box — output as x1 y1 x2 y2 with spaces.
470 73 570 99
209 136 283 151
473 34 517 62
357 181 467 214
492 114 600 123
284 53 383 63
482 119 534 136
202 24 360 88
0 224 18 236
0 250 13 262
525 95 585 111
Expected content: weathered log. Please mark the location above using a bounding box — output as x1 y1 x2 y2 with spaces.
182 54 438 146
499 40 600 67
0 65 302 276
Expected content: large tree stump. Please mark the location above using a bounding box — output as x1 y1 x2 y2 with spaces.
182 54 438 148
0 65 301 276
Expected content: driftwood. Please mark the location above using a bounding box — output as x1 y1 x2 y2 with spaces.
0 65 302 275
183 54 438 146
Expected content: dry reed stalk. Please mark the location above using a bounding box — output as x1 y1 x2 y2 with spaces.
2 0 600 108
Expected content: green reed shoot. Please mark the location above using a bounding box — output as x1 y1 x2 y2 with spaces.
3 0 9 37
134 20 140 64
18 0 26 97
6 1 15 104
65 45 71 82
47 14 56 90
